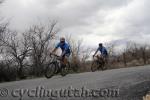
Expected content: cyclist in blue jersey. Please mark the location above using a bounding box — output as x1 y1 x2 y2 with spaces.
52 37 71 67
93 43 108 62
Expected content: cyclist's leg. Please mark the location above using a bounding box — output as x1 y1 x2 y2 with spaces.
97 54 104 63
63 56 67 65
101 55 108 70
96 55 105 69
103 55 108 64
63 54 70 66
60 55 65 68
61 53 70 68
56 55 66 73
96 55 101 62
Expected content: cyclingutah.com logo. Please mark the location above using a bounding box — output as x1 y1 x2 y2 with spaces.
0 86 120 99
0 88 9 97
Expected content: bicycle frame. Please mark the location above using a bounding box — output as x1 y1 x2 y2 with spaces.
49 54 61 69
49 54 69 66
50 55 59 62
94 55 105 63
91 55 106 72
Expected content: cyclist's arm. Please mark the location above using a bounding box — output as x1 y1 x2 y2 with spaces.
52 48 57 54
61 45 69 57
52 43 60 54
93 48 99 56
61 50 66 57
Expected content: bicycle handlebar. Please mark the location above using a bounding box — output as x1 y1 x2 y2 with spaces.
49 53 60 58
93 55 98 58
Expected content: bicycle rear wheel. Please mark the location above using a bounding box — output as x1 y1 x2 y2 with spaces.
99 60 106 71
45 62 56 78
60 62 70 76
100 63 107 70
91 61 99 72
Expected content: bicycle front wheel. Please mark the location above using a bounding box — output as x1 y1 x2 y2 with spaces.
45 62 56 79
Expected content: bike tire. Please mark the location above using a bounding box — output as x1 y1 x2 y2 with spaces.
101 63 107 70
44 62 56 79
91 61 99 72
99 60 106 71
72 64 79 72
60 62 70 76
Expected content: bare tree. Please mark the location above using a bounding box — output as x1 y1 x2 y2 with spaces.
66 35 93 71
140 44 148 64
81 47 93 63
106 43 116 56
122 41 149 66
0 28 31 78
0 23 8 47
27 22 59 76
122 52 127 66
66 35 83 67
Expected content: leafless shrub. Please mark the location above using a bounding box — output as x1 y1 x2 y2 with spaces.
0 28 32 78
119 42 150 66
26 21 59 76
66 35 93 72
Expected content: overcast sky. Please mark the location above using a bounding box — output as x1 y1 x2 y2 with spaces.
0 0 150 48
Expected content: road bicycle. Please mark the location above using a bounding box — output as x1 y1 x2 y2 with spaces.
44 54 70 78
91 55 107 72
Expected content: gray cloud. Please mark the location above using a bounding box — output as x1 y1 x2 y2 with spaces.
0 0 132 28
0 0 149 48
112 0 150 43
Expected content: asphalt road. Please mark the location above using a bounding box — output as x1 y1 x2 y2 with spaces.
0 65 150 100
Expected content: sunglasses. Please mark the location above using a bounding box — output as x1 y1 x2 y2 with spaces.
61 41 65 43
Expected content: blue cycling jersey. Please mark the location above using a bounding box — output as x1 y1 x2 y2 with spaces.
98 46 108 56
55 42 71 55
